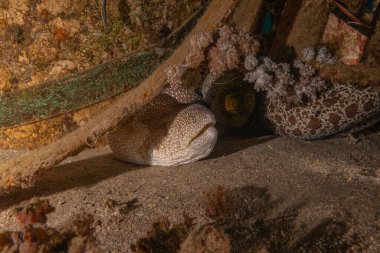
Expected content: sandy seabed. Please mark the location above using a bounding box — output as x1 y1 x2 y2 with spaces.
0 134 379 252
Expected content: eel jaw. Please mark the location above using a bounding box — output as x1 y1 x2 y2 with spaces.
187 123 215 147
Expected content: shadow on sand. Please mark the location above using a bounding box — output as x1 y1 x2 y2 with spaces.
207 135 276 159
0 135 273 211
0 153 144 211
212 185 368 253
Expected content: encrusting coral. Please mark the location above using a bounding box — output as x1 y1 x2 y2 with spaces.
203 185 233 220
166 25 260 85
207 25 260 76
186 32 214 69
0 198 101 253
179 224 231 253
131 214 195 253
245 47 334 106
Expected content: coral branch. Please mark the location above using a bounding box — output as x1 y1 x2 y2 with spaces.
314 62 380 88
0 0 238 192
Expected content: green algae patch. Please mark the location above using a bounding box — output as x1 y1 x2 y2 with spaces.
0 51 164 128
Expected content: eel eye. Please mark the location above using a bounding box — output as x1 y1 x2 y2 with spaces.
191 115 197 123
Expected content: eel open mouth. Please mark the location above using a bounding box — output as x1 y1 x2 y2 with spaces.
187 123 215 147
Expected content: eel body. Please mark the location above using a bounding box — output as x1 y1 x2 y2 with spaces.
266 83 380 139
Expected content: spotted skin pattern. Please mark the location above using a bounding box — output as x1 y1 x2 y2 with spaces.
266 83 380 139
107 90 217 166
162 85 203 104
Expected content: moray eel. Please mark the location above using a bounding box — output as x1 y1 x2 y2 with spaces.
266 83 380 139
107 89 217 166
202 72 256 130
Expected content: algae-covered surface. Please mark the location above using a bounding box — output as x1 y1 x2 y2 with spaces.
0 0 203 92
0 51 162 128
